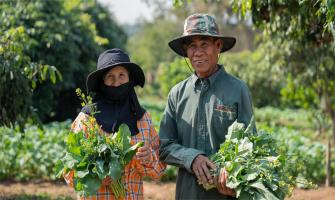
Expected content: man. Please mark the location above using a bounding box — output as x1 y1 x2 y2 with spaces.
159 13 254 199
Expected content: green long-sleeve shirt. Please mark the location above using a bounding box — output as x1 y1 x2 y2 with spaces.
159 66 254 199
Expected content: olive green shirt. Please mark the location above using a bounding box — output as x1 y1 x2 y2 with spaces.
159 66 254 200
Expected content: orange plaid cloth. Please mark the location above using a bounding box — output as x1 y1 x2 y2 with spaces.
64 112 166 200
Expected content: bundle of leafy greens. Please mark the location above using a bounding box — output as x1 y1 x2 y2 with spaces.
200 117 315 200
55 89 143 198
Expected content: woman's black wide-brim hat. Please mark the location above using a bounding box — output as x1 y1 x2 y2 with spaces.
86 48 145 93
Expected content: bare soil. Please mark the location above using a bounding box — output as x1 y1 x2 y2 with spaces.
0 180 334 200
0 180 174 200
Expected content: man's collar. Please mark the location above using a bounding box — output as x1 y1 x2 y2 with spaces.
192 65 226 87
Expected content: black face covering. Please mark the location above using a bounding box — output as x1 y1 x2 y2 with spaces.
100 82 130 101
82 84 146 136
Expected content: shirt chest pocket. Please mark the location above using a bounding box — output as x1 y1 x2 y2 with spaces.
212 103 237 130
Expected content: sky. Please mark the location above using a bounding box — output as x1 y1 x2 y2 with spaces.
98 0 154 25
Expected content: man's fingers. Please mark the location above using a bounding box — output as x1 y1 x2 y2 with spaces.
224 170 236 197
203 162 213 183
217 168 225 192
221 168 226 184
213 174 218 185
225 187 236 197
230 189 236 197
193 169 200 180
192 155 216 183
217 169 236 197
207 161 216 170
197 166 208 183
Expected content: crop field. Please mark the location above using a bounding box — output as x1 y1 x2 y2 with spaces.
0 102 334 199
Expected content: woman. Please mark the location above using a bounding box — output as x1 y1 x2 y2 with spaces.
64 48 166 199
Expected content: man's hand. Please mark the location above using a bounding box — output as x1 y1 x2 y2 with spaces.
192 155 216 184
214 168 236 197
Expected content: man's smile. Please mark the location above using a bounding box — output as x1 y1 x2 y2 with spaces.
193 60 207 64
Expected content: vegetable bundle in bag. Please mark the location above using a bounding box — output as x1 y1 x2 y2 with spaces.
199 117 315 200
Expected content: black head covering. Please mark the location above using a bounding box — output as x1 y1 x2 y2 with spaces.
82 49 146 136
86 48 145 93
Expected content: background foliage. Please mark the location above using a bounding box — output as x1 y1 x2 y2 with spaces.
0 0 334 193
0 106 333 185
171 0 335 142
0 0 126 125
0 121 69 180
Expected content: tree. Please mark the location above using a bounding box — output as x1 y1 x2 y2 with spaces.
0 0 127 124
43 0 127 122
129 0 258 97
230 0 335 137
221 42 283 107
126 18 182 96
173 0 335 186
157 58 192 97
0 12 61 128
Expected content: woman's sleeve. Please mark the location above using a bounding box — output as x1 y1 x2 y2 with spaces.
63 112 89 187
134 113 166 181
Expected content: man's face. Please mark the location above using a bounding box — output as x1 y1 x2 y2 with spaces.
185 36 222 78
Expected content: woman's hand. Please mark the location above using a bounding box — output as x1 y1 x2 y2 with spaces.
136 146 152 164
102 176 113 186
214 168 236 197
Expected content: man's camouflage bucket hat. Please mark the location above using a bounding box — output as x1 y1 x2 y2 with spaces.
168 13 236 57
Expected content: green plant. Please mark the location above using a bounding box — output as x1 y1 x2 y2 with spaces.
200 118 316 199
0 25 61 128
55 89 143 197
160 165 178 182
0 121 70 181
140 98 166 131
0 0 127 125
157 58 192 98
275 128 327 185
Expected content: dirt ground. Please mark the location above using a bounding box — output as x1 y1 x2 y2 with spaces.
0 180 175 200
0 180 334 200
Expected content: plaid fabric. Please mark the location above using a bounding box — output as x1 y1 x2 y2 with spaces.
64 112 166 200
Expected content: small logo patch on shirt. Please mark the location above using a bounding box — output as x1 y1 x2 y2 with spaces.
214 98 237 120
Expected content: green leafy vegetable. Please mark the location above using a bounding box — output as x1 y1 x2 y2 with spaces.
199 117 316 199
55 89 144 198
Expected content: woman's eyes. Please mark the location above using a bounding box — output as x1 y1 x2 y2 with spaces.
106 73 124 78
105 72 127 83
105 74 113 80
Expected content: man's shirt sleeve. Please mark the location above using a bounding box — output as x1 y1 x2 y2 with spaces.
158 90 205 173
238 83 256 131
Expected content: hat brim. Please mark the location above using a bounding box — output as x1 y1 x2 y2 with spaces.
168 34 236 57
86 62 145 93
